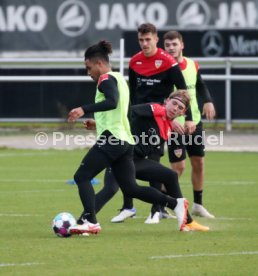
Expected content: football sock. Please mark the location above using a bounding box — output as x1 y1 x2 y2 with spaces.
82 212 97 224
151 204 161 214
166 197 177 210
187 211 193 224
122 195 134 209
194 190 203 205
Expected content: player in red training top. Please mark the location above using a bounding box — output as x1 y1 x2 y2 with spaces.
110 23 196 223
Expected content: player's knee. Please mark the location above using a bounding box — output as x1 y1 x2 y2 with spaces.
191 157 204 172
109 182 119 195
73 171 81 185
171 163 185 176
168 169 179 182
162 167 178 182
73 170 90 186
178 167 185 176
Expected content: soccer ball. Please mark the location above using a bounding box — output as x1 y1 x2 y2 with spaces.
52 212 76 238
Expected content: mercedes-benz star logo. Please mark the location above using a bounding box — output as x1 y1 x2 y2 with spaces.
201 31 224 57
176 0 211 27
56 0 91 37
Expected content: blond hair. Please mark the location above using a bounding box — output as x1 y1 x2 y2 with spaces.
168 90 190 110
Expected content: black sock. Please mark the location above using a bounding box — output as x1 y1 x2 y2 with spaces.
84 212 97 224
160 205 166 212
194 190 203 205
166 199 193 224
186 211 193 224
77 212 97 224
76 180 97 224
151 204 161 214
122 195 134 209
165 196 177 210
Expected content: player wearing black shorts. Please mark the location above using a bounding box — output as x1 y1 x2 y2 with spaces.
93 90 209 231
164 31 216 218
67 40 189 235
110 23 197 223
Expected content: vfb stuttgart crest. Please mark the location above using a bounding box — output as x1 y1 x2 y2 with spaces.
174 148 183 158
155 60 162 68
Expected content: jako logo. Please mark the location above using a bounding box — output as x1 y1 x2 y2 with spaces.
56 0 91 37
176 0 211 27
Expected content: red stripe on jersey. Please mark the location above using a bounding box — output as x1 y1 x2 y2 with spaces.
151 104 173 140
180 57 198 73
194 60 199 71
98 74 109 86
179 58 187 71
130 48 178 77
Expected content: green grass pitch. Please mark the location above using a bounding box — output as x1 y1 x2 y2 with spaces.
0 149 258 275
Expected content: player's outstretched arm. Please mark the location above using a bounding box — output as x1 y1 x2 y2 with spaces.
68 107 85 122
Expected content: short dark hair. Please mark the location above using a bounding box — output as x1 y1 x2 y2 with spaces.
84 40 112 63
168 89 190 110
137 23 157 35
163 31 183 42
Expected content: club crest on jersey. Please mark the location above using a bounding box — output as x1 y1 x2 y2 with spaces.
155 60 162 68
174 149 183 158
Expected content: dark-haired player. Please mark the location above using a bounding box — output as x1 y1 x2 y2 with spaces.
67 40 189 235
111 23 195 223
164 31 216 218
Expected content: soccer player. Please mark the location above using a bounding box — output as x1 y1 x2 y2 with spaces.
67 40 189 235
110 23 196 223
92 90 209 231
164 31 216 218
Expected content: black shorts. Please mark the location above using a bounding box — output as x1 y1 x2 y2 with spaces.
167 122 205 163
148 143 165 160
95 130 133 162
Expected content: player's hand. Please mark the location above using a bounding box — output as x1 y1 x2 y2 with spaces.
172 119 185 135
185 121 196 134
83 119 96 130
68 107 84 122
202 102 216 120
